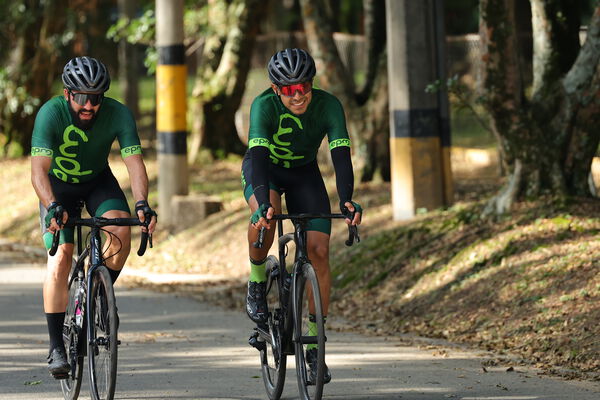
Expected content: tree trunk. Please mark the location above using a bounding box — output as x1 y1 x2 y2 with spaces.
0 1 67 155
299 0 390 181
118 0 140 119
191 0 269 159
480 0 600 214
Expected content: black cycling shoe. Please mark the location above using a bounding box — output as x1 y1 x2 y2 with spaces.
306 347 331 385
47 347 70 379
246 281 268 323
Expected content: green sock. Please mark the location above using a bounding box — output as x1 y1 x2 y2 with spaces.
306 314 326 350
249 258 267 283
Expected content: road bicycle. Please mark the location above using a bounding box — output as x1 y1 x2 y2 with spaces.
48 203 153 400
249 212 359 400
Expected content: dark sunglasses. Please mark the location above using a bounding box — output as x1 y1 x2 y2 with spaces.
279 81 312 97
69 91 103 106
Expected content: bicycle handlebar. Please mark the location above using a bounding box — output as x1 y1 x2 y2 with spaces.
253 212 360 249
49 215 153 257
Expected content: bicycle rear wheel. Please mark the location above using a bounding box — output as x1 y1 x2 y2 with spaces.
293 262 326 400
60 259 85 400
88 266 118 400
260 255 287 400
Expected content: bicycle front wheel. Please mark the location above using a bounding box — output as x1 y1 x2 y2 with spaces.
293 262 326 400
88 266 118 400
60 259 85 400
260 255 287 400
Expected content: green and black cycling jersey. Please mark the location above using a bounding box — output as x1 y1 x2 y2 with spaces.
31 96 142 184
247 88 354 208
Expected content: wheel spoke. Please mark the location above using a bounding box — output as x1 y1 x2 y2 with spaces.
294 263 326 400
259 255 287 400
88 267 117 400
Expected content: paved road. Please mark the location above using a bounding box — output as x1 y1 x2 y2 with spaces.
1 249 599 399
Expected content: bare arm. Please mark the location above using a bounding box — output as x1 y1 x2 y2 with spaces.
122 154 156 233
122 154 149 203
31 156 67 231
31 156 55 207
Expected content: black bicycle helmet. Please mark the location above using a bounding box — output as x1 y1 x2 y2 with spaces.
62 56 111 93
268 48 316 86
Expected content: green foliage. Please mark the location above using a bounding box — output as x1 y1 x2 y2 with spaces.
107 8 157 73
107 1 211 74
427 75 495 148
0 69 40 117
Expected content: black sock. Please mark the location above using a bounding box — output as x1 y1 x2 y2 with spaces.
107 268 121 284
46 312 65 351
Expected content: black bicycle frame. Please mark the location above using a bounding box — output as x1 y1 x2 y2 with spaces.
85 225 105 349
273 218 314 354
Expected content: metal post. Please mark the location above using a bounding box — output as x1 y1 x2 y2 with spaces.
385 0 451 220
155 0 188 224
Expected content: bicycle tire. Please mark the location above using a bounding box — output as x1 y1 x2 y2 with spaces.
88 266 118 400
293 262 326 400
260 255 287 400
60 260 85 400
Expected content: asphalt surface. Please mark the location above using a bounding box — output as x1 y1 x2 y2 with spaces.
1 246 599 400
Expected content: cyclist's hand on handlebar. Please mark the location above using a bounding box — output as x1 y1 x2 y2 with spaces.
251 203 274 230
45 202 68 233
340 200 363 226
135 200 158 234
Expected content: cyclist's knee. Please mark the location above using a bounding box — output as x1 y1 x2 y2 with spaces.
107 224 131 244
47 248 73 280
308 241 329 262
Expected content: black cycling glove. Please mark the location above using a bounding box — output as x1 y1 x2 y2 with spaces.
340 200 363 218
251 203 271 224
44 202 64 228
135 200 158 221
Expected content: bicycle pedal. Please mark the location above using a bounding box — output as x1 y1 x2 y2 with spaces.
51 372 69 380
248 332 266 351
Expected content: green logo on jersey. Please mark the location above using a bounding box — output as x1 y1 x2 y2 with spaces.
329 138 351 150
121 145 142 158
248 138 270 148
31 147 53 157
53 125 92 183
270 113 305 168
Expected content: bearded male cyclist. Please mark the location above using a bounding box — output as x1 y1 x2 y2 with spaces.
242 48 362 383
30 56 157 379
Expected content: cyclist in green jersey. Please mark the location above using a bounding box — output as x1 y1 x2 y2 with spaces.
30 56 157 379
241 48 363 383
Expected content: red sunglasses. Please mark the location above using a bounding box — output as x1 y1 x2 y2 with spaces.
279 81 312 97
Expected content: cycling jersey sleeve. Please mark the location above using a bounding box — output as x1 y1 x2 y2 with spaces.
250 145 271 207
330 146 354 205
31 100 61 157
324 95 349 143
324 94 353 205
113 104 142 158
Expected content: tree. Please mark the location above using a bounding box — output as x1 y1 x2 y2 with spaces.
479 0 600 214
190 0 270 159
118 0 141 119
0 0 69 156
299 0 390 181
